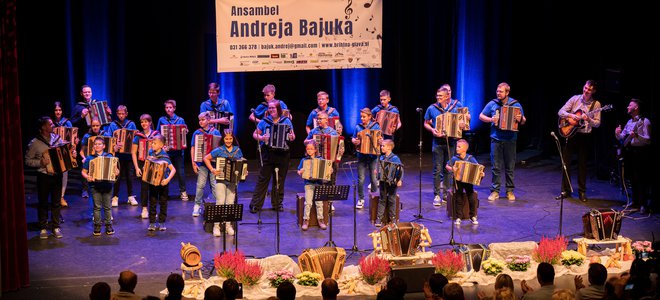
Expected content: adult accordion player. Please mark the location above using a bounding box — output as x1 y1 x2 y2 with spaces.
160 124 188 150
435 112 465 138
378 222 423 257
193 133 222 162
375 110 400 136
298 246 347 280
313 134 345 163
214 157 248 185
44 142 78 174
88 156 120 182
301 157 333 181
85 101 112 126
356 129 381 155
142 158 168 185
453 160 485 185
53 127 78 144
113 128 137 154
495 106 522 131
266 123 291 150
377 160 404 185
87 136 117 156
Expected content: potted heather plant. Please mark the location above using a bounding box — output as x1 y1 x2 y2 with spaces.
267 270 295 288
505 255 531 272
214 250 246 279
431 250 464 278
235 261 263 287
532 235 567 265
296 271 322 287
359 255 391 285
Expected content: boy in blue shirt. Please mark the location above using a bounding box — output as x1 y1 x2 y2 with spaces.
351 108 381 209
145 135 176 231
190 112 221 217
156 99 188 201
446 139 484 225
82 138 119 236
374 139 403 227
107 105 138 207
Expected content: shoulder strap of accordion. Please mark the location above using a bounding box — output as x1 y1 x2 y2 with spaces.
433 103 444 113
327 107 335 115
113 120 123 128
446 99 458 112
505 99 519 106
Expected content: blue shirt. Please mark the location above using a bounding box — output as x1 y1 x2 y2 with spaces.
131 129 159 145
81 130 111 152
156 114 187 157
306 107 340 129
82 152 115 189
480 97 525 141
448 153 479 168
424 99 464 146
53 117 73 128
254 100 289 120
191 127 222 166
306 126 338 141
257 115 294 147
147 149 173 180
210 145 243 159
378 152 404 182
298 155 327 185
353 121 381 159
200 99 233 114
371 104 400 115
107 119 138 160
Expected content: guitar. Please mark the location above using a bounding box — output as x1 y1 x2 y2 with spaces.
558 104 613 138
616 118 644 160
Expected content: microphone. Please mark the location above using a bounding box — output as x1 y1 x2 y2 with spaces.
343 160 358 165
550 131 558 140
274 167 279 176
416 107 423 112
250 108 256 113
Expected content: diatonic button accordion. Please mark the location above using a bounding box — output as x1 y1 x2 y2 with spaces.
379 222 423 257
375 110 400 136
86 136 117 156
53 127 78 144
142 158 168 186
298 246 346 280
88 156 119 182
113 129 137 154
357 129 381 155
435 112 465 139
302 158 333 181
378 160 403 185
453 160 485 185
44 143 78 174
214 157 248 185
160 124 188 150
85 101 112 126
582 209 623 241
314 134 345 163
496 106 521 131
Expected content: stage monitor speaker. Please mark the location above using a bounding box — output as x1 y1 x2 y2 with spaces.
389 264 436 293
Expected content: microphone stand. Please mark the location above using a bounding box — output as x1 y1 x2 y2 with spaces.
552 133 573 236
343 161 370 258
274 167 281 254
411 108 442 223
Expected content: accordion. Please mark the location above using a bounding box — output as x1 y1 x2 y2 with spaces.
142 158 168 185
314 134 345 163
302 158 333 181
582 209 623 241
266 123 291 150
453 160 485 185
357 129 381 155
112 129 137 154
375 110 400 136
160 124 188 150
193 134 222 162
136 138 153 161
44 143 78 174
379 222 423 257
214 157 248 184
496 106 521 131
378 160 403 185
457 107 470 130
85 101 112 125
313 116 343 133
458 244 490 272
53 127 78 144
86 136 117 156
298 246 346 280
435 112 465 139
208 111 234 133
88 156 119 182
282 109 291 119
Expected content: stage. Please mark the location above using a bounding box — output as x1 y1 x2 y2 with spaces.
11 151 659 299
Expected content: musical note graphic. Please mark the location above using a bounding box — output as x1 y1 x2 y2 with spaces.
364 0 374 8
344 0 353 19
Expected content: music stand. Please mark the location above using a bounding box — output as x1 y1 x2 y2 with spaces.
205 204 244 253
313 185 350 247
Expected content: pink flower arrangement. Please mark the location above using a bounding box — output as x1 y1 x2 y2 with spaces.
532 235 567 265
235 261 263 287
214 250 246 279
267 270 295 288
505 255 531 271
431 249 465 278
359 255 391 285
632 241 653 254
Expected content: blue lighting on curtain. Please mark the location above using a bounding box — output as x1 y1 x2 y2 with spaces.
216 72 246 133
65 0 75 109
81 0 111 107
455 0 486 130
338 69 368 135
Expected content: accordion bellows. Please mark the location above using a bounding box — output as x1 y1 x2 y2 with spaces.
298 246 346 279
379 222 423 257
582 209 623 241
453 161 485 185
88 156 119 182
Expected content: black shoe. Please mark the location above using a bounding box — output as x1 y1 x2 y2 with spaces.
249 205 258 214
579 192 587 202
93 225 102 236
555 191 571 200
105 225 115 235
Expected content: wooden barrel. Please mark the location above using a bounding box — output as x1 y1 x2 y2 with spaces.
180 242 201 266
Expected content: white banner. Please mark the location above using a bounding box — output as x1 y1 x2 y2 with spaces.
215 0 382 72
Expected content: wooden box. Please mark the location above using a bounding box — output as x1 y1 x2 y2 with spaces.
369 192 400 224
296 193 330 227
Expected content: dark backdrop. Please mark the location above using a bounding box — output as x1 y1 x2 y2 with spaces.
17 0 656 175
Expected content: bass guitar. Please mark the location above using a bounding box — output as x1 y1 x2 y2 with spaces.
558 104 612 138
616 118 644 160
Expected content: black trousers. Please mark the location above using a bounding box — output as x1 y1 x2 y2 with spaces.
562 132 592 194
137 161 149 207
113 158 134 197
149 184 169 223
37 172 63 229
250 148 290 210
627 146 650 207
454 182 477 219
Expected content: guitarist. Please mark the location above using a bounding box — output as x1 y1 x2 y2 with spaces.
557 80 601 202
615 99 651 212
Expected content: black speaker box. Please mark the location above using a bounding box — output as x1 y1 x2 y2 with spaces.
389 264 436 293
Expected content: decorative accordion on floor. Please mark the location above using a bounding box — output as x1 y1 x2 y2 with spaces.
582 209 623 241
459 244 490 272
357 129 381 155
85 101 112 125
88 156 119 182
160 124 188 150
377 160 403 185
112 129 137 154
44 143 77 174
298 246 346 280
302 157 333 181
266 123 291 150
496 106 521 131
378 222 423 257
375 110 400 136
214 157 248 184
86 136 117 156
142 158 168 185
314 134 344 163
453 161 485 185
193 134 222 162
